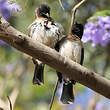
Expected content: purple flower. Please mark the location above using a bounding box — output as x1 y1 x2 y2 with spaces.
57 83 64 105
0 40 6 45
6 64 14 71
95 102 103 110
82 16 110 47
6 2 22 13
0 0 22 20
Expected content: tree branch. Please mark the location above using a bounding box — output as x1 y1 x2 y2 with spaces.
58 0 65 10
7 96 12 110
70 0 87 32
0 16 110 99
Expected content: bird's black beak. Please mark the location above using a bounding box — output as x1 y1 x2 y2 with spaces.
41 12 50 18
45 13 50 18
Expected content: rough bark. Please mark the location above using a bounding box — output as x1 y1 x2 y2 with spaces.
0 16 110 99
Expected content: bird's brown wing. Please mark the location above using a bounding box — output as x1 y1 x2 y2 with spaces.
55 35 66 52
27 20 38 38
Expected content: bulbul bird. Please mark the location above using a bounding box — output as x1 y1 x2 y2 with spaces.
55 22 84 104
28 3 64 85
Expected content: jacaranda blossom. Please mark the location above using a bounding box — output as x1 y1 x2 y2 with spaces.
0 0 22 45
0 40 6 45
0 0 22 20
82 16 110 47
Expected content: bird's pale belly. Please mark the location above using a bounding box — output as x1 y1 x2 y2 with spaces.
35 35 57 48
31 24 59 48
60 40 81 63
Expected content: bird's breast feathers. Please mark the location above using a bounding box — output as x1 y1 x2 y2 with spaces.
28 19 63 48
59 40 82 63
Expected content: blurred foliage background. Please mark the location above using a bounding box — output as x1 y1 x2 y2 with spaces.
0 0 110 110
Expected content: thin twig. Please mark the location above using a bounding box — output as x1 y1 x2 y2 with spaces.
24 0 29 8
70 0 87 32
58 0 65 10
49 78 59 110
7 96 12 110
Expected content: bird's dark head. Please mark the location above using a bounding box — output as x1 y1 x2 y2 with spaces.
35 3 50 19
71 22 84 39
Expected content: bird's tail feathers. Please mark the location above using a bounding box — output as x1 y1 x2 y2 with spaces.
56 72 62 83
32 60 44 85
60 82 75 104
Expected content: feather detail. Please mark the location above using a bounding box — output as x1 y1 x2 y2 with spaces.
56 32 84 104
67 33 81 41
32 59 45 85
60 82 75 104
28 18 63 48
29 15 64 86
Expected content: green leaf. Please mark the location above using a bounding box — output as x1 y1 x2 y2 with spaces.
88 10 110 21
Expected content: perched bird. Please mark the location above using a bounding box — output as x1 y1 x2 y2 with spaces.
55 22 84 104
28 3 63 85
